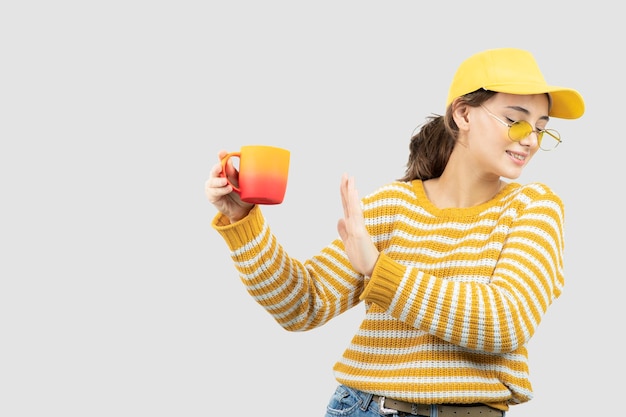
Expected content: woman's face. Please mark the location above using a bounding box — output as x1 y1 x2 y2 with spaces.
464 92 551 180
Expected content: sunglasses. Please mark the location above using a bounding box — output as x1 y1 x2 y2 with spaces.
480 105 562 151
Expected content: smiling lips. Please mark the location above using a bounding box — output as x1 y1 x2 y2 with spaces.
506 150 528 164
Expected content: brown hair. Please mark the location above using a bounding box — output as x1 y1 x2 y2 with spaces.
399 89 497 182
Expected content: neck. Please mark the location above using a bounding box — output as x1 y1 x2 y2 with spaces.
423 175 504 209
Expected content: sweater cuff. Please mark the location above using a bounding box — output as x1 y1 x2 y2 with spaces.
360 252 405 309
211 205 264 251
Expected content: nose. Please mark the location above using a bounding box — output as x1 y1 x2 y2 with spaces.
518 130 540 148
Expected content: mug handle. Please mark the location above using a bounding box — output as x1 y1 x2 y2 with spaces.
220 152 241 193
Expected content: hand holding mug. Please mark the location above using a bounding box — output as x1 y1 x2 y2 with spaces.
206 150 255 223
206 145 290 222
219 145 290 205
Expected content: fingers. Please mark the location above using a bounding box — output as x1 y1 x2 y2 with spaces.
210 149 238 186
210 158 225 179
336 174 378 276
340 173 349 217
205 175 230 203
206 151 232 204
340 173 360 221
208 161 229 186
340 174 356 212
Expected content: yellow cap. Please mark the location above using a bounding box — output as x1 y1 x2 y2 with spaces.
446 48 585 119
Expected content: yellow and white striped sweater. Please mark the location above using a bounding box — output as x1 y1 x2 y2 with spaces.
212 179 565 408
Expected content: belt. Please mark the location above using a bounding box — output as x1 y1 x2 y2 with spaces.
372 395 503 417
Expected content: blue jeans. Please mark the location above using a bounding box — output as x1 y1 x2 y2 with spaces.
324 384 506 417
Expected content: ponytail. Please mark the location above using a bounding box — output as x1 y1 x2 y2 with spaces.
398 89 497 182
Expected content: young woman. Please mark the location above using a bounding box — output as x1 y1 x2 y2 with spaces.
205 48 585 416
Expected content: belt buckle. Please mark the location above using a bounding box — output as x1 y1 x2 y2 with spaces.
378 397 399 415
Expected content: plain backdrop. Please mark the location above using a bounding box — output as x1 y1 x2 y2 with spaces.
1 1 622 416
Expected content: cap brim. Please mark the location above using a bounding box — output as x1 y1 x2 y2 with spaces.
546 89 585 119
486 83 585 119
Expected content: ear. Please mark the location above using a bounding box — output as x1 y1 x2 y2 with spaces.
451 99 471 131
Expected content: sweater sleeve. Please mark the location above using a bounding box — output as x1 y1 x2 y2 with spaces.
359 183 565 353
212 206 365 331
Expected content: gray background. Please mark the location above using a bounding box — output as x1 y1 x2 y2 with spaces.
1 1 621 416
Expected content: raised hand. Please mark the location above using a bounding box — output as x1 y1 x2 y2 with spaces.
336 173 379 276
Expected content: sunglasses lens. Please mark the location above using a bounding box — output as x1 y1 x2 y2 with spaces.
539 129 561 151
508 121 533 141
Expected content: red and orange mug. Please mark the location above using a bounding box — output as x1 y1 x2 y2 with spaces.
220 145 290 205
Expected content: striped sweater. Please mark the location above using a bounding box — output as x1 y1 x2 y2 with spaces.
212 179 565 407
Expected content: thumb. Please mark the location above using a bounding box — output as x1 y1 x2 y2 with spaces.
337 219 347 242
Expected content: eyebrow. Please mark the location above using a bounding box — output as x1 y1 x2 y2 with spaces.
505 105 550 123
